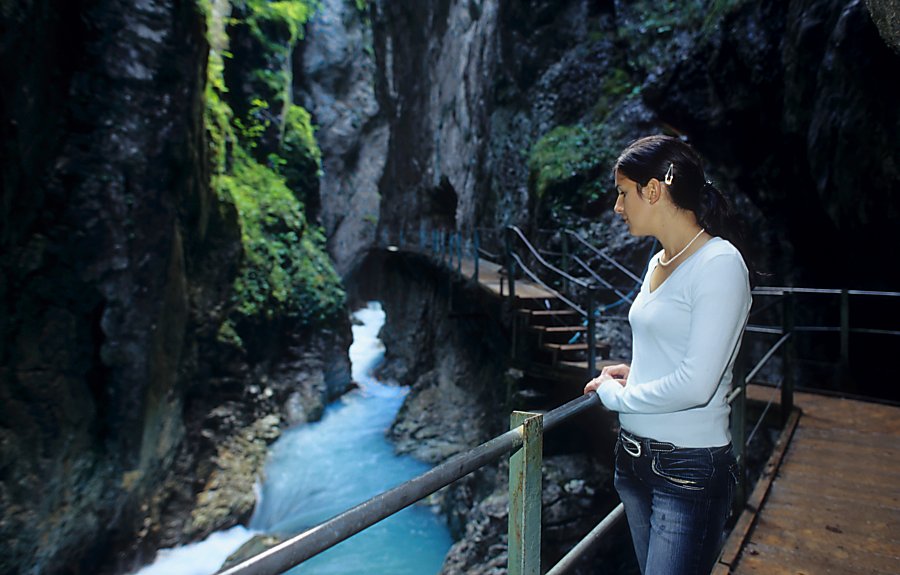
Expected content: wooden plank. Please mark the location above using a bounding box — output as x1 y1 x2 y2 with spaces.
521 309 580 317
792 426 900 451
735 540 896 575
728 390 900 575
769 478 900 510
773 460 900 491
750 506 900 556
717 409 800 571
543 342 609 352
530 325 586 333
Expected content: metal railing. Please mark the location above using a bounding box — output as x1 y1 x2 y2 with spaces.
502 227 658 380
367 225 900 572
219 394 603 575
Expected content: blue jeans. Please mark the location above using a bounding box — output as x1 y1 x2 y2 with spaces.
614 429 737 575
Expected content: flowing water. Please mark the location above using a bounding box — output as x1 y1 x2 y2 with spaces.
133 302 453 575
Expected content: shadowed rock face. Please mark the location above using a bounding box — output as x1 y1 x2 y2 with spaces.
0 1 352 573
1 0 211 572
643 0 900 288
866 0 900 54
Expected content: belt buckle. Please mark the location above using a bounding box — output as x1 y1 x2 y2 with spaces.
622 433 642 457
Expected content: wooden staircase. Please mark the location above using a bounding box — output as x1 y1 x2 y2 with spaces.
513 297 613 380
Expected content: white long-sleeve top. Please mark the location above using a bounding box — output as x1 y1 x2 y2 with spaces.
597 237 752 447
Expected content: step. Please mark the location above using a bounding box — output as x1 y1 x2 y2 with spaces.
529 324 587 345
530 325 587 333
543 341 611 365
518 308 580 317
518 308 581 326
543 342 609 352
558 358 625 372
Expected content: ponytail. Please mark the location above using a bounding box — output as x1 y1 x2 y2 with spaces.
615 135 759 284
698 180 728 237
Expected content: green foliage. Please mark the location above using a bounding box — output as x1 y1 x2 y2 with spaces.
592 67 638 120
527 119 633 224
244 0 320 46
282 105 321 171
219 147 344 324
529 125 600 199
197 0 345 340
279 104 323 199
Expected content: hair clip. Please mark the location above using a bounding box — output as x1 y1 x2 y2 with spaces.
664 163 674 185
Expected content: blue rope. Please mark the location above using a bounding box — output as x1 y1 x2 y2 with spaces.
568 239 658 344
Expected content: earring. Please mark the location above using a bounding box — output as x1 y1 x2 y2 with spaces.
664 163 674 185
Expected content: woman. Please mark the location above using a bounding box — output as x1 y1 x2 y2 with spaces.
584 135 752 575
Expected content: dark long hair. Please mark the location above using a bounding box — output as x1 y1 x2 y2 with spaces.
614 135 755 280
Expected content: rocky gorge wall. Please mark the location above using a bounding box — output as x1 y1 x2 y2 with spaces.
305 0 898 288
299 0 900 569
0 1 352 574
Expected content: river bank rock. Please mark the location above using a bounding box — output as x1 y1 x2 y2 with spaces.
438 454 614 575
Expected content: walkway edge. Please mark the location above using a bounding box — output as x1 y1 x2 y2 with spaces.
713 406 802 574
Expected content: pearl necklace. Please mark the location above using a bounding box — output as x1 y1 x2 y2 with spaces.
659 229 705 267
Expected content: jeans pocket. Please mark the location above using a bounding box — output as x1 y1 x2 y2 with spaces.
651 449 713 491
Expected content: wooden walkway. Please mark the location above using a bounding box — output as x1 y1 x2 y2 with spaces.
716 386 900 575
398 246 900 573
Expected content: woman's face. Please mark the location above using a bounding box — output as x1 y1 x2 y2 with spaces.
614 171 652 236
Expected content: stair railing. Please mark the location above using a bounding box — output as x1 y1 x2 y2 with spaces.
505 225 602 377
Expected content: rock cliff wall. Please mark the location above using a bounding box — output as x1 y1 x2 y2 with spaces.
0 1 352 573
299 0 899 569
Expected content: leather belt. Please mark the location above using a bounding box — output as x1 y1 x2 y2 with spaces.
619 429 676 457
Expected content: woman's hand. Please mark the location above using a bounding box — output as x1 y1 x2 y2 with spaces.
583 363 629 395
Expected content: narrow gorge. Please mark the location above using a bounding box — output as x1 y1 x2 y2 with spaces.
1 0 898 574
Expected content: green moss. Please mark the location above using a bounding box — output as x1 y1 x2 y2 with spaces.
591 67 638 120
527 118 635 224
279 104 322 199
244 0 320 47
219 148 344 325
528 125 600 199
197 0 345 338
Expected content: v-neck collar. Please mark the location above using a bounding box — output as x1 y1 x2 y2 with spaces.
645 237 721 296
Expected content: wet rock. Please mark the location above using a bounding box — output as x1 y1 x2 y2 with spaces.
438 454 613 575
218 534 286 572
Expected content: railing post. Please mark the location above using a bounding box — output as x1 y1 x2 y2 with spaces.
473 229 480 283
781 292 795 424
732 345 749 513
508 411 543 575
840 288 851 391
586 288 597 379
562 232 570 294
505 227 517 306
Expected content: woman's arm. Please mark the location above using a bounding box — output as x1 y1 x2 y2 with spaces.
596 254 751 414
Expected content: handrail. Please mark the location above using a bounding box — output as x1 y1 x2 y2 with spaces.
572 255 635 304
753 287 900 297
507 225 593 290
218 394 602 575
545 503 625 575
509 252 586 316
564 230 644 285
